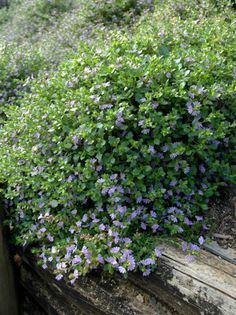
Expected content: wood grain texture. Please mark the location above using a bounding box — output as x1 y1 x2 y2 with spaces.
18 241 236 315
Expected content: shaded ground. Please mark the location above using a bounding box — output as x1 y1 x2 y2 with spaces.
208 188 236 250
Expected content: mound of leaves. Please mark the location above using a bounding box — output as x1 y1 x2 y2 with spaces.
0 1 235 282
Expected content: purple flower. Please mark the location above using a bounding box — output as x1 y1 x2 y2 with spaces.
117 205 127 214
39 227 46 233
111 247 120 254
152 102 159 109
195 215 203 221
118 266 126 274
47 234 54 242
199 164 206 173
188 91 195 99
185 255 194 262
99 223 106 231
184 166 190 174
161 145 169 152
76 221 82 227
106 256 118 266
97 254 104 264
71 255 82 265
127 255 136 271
141 258 155 266
184 217 193 226
170 179 177 186
149 146 155 155
143 269 151 276
141 222 147 230
198 236 204 245
97 178 105 185
189 243 200 251
182 242 188 251
166 72 171 79
170 215 178 223
142 128 150 134
99 104 113 110
55 274 63 281
122 237 132 244
96 165 102 172
82 246 91 258
71 135 79 145
116 112 124 126
152 224 159 232
110 174 118 180
154 248 161 258
82 214 88 222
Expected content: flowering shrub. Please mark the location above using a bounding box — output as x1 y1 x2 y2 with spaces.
0 0 235 282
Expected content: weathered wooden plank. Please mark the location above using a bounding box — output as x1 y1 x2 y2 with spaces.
203 241 236 265
18 240 236 315
150 242 236 315
0 211 18 315
20 253 175 315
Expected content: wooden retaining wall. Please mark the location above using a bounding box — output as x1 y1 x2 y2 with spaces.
18 242 236 315
0 211 18 315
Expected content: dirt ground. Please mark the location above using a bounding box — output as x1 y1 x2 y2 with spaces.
208 188 236 250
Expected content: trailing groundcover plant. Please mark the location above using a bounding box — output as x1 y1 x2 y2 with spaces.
0 0 235 283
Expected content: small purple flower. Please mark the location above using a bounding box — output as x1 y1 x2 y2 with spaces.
55 274 63 281
182 242 188 251
110 174 118 180
152 224 159 232
149 145 155 155
111 247 120 254
152 102 159 109
166 72 171 79
184 217 193 226
47 234 54 242
141 222 147 230
199 164 206 173
143 268 151 276
127 255 136 271
39 227 46 234
170 179 177 186
154 248 161 258
71 255 82 265
76 221 82 227
141 258 155 266
161 145 169 152
198 236 204 245
71 135 79 145
122 237 132 244
82 214 88 222
188 91 195 99
142 128 150 134
136 196 142 203
106 256 118 266
96 165 102 172
184 166 190 174
97 254 104 264
99 223 106 231
99 104 113 110
118 266 126 274
195 215 203 221
185 255 194 262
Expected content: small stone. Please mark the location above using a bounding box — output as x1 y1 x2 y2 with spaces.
136 294 144 303
150 297 157 305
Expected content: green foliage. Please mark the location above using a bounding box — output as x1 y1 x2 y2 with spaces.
0 0 235 281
